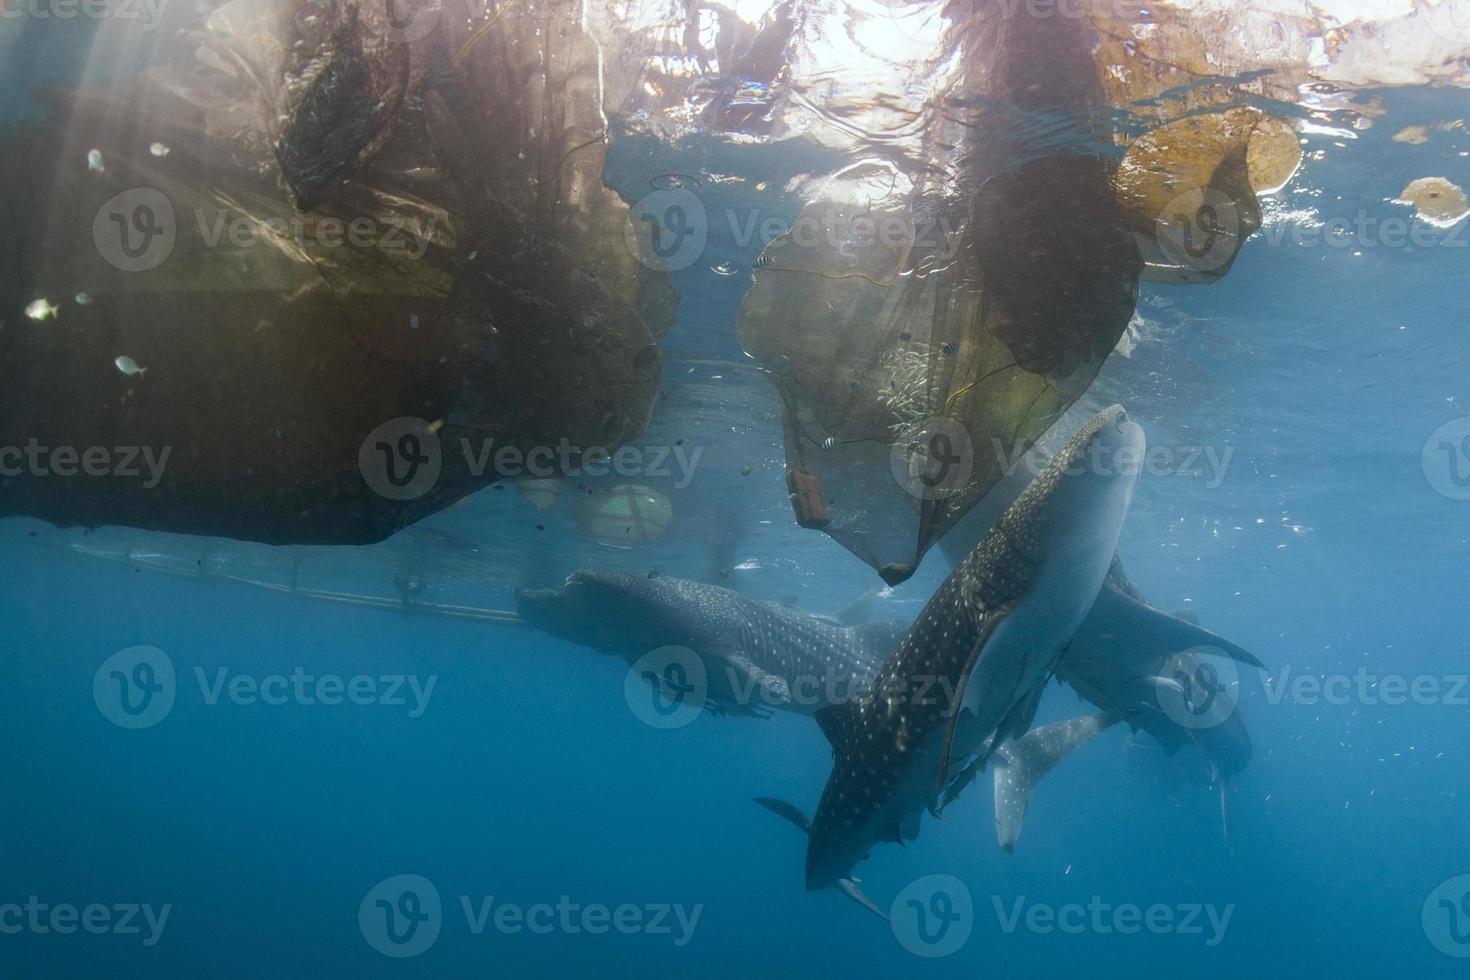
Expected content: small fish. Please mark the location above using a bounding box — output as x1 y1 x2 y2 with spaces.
409 313 420 330
897 331 912 342
149 143 171 158
114 355 147 377
941 341 959 356
25 299 59 321
754 254 773 269
646 569 659 579
75 292 91 306
87 149 105 174
741 465 753 476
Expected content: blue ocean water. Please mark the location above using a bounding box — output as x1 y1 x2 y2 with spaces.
4 12 1470 980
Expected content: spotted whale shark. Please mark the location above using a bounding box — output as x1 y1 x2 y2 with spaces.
765 405 1145 902
516 571 907 717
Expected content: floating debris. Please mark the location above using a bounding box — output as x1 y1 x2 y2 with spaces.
1393 126 1430 145
114 355 147 377
408 313 420 330
75 292 91 306
710 261 739 277
1394 177 1470 228
86 149 104 174
741 465 753 476
149 142 171 157
25 299 58 321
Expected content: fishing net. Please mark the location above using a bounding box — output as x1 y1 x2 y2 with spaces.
0 0 675 544
736 6 1298 583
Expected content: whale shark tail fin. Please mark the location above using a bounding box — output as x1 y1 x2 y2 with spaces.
753 798 889 923
993 713 1119 853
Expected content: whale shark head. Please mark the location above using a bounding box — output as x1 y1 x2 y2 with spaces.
515 571 696 659
995 404 1145 586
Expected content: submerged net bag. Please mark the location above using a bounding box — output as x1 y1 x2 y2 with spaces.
737 5 1292 583
0 0 675 544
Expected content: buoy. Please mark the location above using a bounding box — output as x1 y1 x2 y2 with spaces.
786 467 831 529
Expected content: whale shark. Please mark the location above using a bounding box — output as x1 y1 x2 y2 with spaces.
765 405 1145 902
516 571 907 717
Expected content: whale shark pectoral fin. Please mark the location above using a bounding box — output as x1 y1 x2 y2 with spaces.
835 877 890 924
1094 583 1265 670
815 701 864 758
754 797 812 835
936 606 1012 790
993 713 1119 853
726 653 791 707
832 586 881 626
1142 674 1187 696
938 755 985 814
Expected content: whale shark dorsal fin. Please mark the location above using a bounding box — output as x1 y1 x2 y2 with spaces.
936 605 1012 789
815 702 863 757
1094 581 1265 670
993 713 1118 853
754 797 812 834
